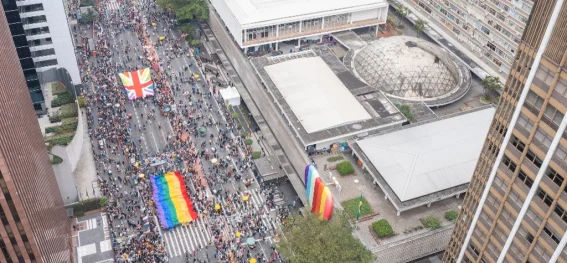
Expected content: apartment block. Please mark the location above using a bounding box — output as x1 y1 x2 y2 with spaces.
401 0 533 79
444 0 567 262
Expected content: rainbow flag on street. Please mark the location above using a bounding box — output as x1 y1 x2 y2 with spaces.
150 171 198 229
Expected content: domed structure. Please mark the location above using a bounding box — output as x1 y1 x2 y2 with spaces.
351 36 470 106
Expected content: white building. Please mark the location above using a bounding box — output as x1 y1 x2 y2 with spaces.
17 0 81 85
210 0 389 51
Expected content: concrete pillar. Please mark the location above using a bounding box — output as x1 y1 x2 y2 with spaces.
244 29 247 42
321 18 325 29
275 42 279 50
276 25 279 37
375 25 379 36
299 21 302 33
397 211 400 216
427 202 432 208
385 194 388 200
297 38 300 48
320 35 323 43
456 193 461 199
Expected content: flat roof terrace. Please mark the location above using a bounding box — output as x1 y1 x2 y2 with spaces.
251 46 406 148
221 0 387 27
351 106 495 214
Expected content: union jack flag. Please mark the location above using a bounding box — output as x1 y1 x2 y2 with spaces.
119 68 154 100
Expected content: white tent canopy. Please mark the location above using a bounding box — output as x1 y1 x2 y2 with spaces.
219 86 241 106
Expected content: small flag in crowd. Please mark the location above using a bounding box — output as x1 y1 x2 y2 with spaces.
356 194 363 221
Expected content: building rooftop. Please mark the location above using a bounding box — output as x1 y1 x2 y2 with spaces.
264 56 372 134
251 46 406 148
356 107 495 202
220 0 386 28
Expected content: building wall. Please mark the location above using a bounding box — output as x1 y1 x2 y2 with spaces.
398 0 533 80
0 4 71 263
444 0 567 262
17 0 81 85
210 0 244 47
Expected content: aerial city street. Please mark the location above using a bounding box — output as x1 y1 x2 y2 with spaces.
1 0 566 262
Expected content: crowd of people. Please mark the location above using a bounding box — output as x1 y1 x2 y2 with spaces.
68 0 293 261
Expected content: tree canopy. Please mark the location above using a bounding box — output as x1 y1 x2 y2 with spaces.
156 0 209 21
481 76 502 95
278 210 374 263
414 19 428 38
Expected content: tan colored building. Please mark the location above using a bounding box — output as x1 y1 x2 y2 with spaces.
397 0 533 79
0 4 71 263
444 0 567 262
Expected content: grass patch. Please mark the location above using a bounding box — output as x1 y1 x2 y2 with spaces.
49 114 62 123
444 210 458 222
480 96 491 103
52 82 68 94
252 151 261 159
77 96 86 108
60 104 78 118
51 155 63 164
327 156 344 162
45 132 75 147
395 103 415 122
51 91 74 107
336 161 355 176
372 219 394 238
341 197 373 219
421 215 442 230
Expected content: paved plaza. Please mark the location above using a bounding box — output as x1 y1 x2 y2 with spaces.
72 211 113 263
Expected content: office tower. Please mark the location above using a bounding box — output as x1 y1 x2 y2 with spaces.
0 4 71 263
2 0 45 112
444 0 567 262
2 0 81 114
397 0 533 79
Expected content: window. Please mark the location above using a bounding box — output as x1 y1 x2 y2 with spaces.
503 155 517 172
34 59 57 68
511 136 526 152
543 226 560 244
535 66 555 87
554 204 567 223
526 150 543 168
525 91 544 115
31 48 55 57
534 127 553 148
546 168 564 187
518 170 534 188
517 114 535 131
24 26 49 36
508 188 523 207
537 187 553 207
554 78 567 97
21 15 46 24
526 208 543 227
543 105 564 130
19 3 43 13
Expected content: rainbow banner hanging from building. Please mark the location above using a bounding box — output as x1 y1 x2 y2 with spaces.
150 171 198 229
305 164 333 220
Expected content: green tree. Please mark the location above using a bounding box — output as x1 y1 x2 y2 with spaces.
414 19 428 38
395 6 410 28
81 8 99 23
481 76 502 100
156 0 209 21
278 210 374 263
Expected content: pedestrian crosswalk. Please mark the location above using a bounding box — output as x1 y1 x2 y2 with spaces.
106 0 120 11
161 217 212 258
246 189 272 229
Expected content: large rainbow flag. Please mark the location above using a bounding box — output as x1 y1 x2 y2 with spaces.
150 171 198 229
305 164 333 220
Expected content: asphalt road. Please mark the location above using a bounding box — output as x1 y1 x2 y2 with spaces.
80 0 286 262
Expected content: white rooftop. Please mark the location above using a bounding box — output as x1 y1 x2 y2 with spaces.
264 56 371 134
219 86 240 100
357 108 495 201
221 0 385 27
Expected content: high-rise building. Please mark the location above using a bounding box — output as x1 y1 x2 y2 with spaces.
0 4 71 263
2 0 45 113
396 0 534 79
2 0 81 114
444 0 567 262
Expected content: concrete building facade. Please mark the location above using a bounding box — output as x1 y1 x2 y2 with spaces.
397 0 534 79
0 5 71 263
444 0 567 262
210 0 388 51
